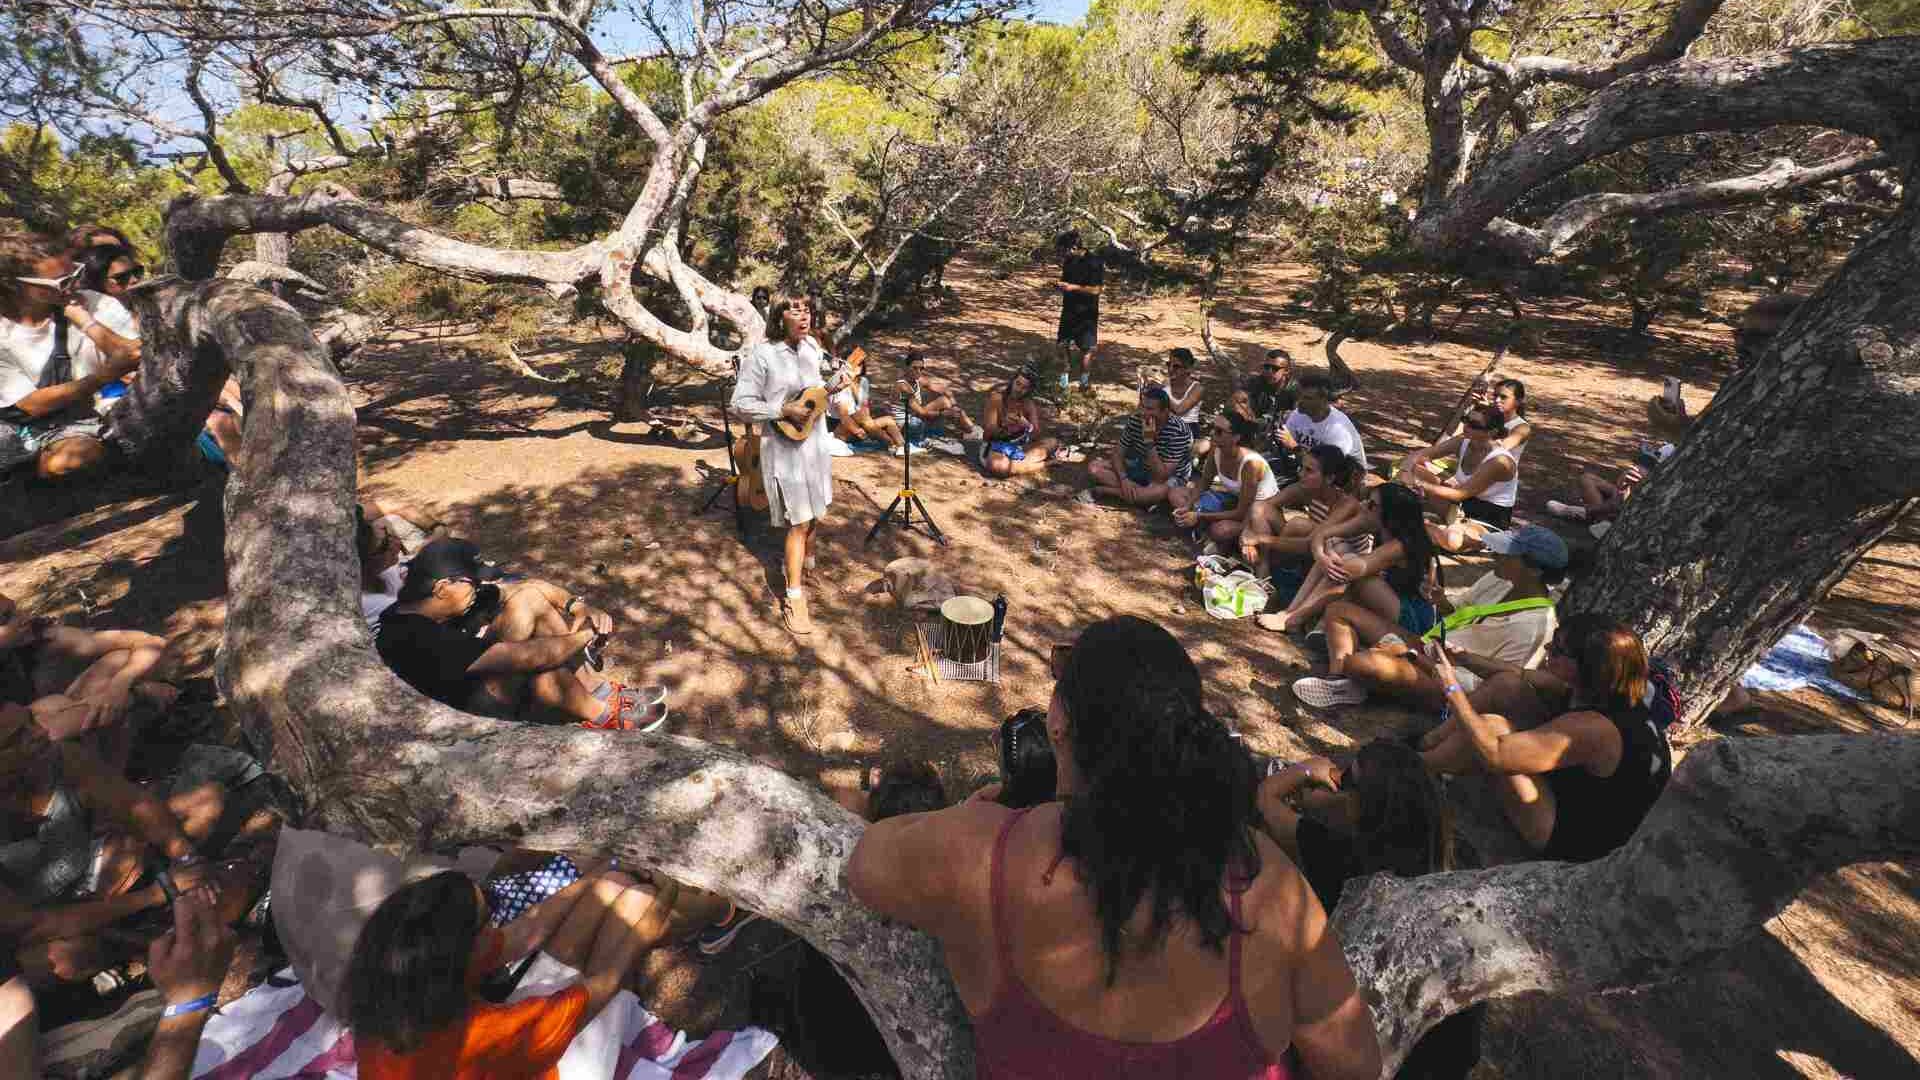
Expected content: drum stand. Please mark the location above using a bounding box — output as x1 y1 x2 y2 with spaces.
866 392 947 546
698 369 749 536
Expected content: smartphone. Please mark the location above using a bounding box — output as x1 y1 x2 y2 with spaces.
1049 643 1073 679
1436 614 1448 652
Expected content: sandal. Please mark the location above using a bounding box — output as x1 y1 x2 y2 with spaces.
581 683 632 729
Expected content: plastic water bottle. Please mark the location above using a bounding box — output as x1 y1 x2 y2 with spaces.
990 594 1008 642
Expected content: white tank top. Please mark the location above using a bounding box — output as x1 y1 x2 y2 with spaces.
1504 416 1530 461
1214 448 1281 501
1164 380 1203 423
1451 438 1519 507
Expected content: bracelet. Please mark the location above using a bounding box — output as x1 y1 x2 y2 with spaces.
1445 683 1463 696
565 596 583 614
161 993 217 1018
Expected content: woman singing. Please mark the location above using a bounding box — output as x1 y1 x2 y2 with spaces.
732 292 833 635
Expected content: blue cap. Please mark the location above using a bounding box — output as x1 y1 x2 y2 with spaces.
1483 524 1569 569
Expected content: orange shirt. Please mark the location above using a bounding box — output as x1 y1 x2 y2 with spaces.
356 985 590 1080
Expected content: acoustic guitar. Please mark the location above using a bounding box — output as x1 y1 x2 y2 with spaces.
732 430 770 511
772 386 832 442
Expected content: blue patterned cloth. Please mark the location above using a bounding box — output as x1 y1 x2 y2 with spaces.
1740 625 1866 702
484 854 581 926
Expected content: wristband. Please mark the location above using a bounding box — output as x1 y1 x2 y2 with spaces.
162 993 217 1018
1445 683 1463 696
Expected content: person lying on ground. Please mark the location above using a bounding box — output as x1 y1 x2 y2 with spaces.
1254 742 1483 1078
357 500 445 630
0 233 141 481
1277 370 1367 475
0 704 269 992
373 539 665 731
1162 348 1208 456
345 865 713 1078
1292 525 1566 709
1258 481 1435 638
1170 411 1279 552
1545 441 1673 525
1238 445 1364 580
1397 403 1521 552
1418 618 1672 862
890 350 982 445
849 615 1382 1080
1080 385 1193 508
981 365 1062 478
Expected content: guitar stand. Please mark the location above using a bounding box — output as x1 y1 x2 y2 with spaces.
697 370 749 536
866 392 947 546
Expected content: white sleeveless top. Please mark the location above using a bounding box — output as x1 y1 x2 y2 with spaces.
1164 380 1203 423
1503 416 1530 461
1214 448 1281 501
1451 438 1519 507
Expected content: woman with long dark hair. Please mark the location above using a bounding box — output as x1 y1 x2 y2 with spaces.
981 366 1060 478
344 868 672 1076
731 290 833 635
1420 616 1672 861
850 616 1380 1079
1240 444 1362 578
1171 410 1280 550
1396 403 1521 551
1259 480 1436 637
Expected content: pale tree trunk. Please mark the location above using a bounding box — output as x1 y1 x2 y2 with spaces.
1562 174 1920 722
99 276 1920 1078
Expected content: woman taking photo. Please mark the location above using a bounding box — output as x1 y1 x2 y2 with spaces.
1172 411 1279 551
1258 481 1435 638
732 292 833 635
1419 616 1672 861
1163 348 1207 456
850 616 1381 1080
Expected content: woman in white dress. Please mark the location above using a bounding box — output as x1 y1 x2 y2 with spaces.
732 292 834 635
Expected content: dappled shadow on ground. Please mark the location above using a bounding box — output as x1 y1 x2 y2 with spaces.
7 251 1920 1076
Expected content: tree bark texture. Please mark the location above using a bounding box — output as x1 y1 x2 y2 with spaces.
1335 733 1920 1073
1563 168 1920 723
1410 39 1920 257
90 281 1917 1077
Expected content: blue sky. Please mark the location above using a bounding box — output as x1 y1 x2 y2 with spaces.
1028 0 1092 22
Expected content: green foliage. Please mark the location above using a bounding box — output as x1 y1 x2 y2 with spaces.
0 123 181 249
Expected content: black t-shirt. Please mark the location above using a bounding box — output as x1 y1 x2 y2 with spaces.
1240 373 1297 423
375 611 492 709
1058 253 1104 333
1542 703 1673 862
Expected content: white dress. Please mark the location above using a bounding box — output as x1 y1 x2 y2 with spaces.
732 338 833 527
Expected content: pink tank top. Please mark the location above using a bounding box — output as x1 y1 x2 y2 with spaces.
971 810 1295 1079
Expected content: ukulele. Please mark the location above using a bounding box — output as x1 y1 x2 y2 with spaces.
772 386 832 442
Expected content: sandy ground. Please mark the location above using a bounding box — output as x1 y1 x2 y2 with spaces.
2 253 1915 1078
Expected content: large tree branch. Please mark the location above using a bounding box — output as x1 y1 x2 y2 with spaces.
1489 152 1893 259
103 277 1920 1079
1337 732 1920 1073
1412 38 1920 257
1470 0 1727 90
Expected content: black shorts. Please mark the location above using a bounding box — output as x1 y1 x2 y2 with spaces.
1461 498 1513 529
1056 322 1097 351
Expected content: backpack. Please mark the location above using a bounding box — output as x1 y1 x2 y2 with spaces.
1646 661 1685 732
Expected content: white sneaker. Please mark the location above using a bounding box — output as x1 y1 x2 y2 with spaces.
891 444 907 457
1073 490 1097 505
1293 676 1368 708
1545 499 1588 521
827 435 856 458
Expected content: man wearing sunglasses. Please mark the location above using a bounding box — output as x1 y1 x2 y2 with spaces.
0 233 142 480
1234 348 1301 484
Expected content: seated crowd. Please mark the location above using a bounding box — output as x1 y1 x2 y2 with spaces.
2 236 1712 1080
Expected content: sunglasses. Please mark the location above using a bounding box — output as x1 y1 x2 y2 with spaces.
1465 421 1491 432
109 267 145 285
1263 364 1286 371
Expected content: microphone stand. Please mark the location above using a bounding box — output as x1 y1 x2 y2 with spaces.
865 389 946 546
698 366 749 537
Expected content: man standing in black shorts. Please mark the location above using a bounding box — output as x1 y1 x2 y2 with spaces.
1053 231 1104 392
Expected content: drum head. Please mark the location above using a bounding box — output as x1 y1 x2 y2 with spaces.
941 596 994 625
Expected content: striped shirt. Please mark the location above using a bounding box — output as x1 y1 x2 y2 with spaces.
1120 414 1195 484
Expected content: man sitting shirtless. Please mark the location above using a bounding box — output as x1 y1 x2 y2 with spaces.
374 539 664 730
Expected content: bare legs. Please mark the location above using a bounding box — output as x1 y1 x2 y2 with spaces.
783 519 817 634
1087 460 1172 506
37 436 108 480
986 437 1058 478
481 587 603 723
1420 708 1557 851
